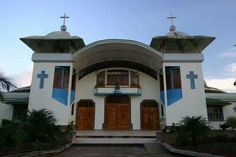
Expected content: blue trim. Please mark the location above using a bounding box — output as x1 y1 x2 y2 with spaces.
94 92 141 96
167 88 183 106
52 88 68 106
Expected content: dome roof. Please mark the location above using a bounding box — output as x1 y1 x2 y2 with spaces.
46 31 72 39
166 31 189 37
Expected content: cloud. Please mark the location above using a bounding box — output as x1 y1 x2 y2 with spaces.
221 47 236 58
11 66 33 88
226 63 236 72
206 78 236 93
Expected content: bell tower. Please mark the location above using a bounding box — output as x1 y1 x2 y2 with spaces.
20 14 85 125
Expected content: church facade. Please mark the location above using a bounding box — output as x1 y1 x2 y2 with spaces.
21 21 215 130
1 19 236 130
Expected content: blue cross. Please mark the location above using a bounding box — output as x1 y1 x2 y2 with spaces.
186 71 198 89
37 71 48 89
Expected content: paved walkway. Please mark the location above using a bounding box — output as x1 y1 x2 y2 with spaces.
46 144 184 157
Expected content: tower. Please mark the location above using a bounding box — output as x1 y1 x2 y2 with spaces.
150 15 215 125
20 14 85 125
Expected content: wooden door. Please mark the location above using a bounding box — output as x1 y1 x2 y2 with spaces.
106 103 117 130
117 103 130 130
105 103 130 130
141 100 159 130
76 100 95 130
105 95 131 130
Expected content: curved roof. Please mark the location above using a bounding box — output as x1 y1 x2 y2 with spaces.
73 39 163 78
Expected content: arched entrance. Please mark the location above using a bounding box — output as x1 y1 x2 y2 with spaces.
104 95 131 130
76 99 95 130
141 100 160 130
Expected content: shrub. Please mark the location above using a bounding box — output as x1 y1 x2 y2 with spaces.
226 116 236 130
179 116 210 148
220 123 230 130
26 109 62 144
0 109 64 153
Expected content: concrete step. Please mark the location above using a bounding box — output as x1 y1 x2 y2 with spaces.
76 130 159 138
75 137 160 144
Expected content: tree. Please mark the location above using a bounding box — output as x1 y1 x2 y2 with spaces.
0 73 16 101
179 116 210 148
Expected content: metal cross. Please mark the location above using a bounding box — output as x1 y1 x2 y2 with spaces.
167 13 176 25
186 71 198 89
60 13 69 26
37 71 48 89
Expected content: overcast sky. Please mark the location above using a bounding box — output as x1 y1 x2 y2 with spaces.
0 0 236 92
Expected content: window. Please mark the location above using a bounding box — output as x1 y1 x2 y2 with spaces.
107 70 129 86
53 66 70 89
96 70 140 87
97 71 105 87
52 66 70 105
207 106 224 121
166 66 182 89
131 71 139 87
165 66 183 105
77 100 95 107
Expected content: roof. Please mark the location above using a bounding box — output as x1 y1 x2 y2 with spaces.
206 98 231 106
2 92 29 104
166 31 189 37
20 31 85 53
150 35 215 53
73 39 163 79
206 93 236 102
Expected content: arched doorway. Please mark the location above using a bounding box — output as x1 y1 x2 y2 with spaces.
141 100 160 130
76 99 95 130
104 94 131 130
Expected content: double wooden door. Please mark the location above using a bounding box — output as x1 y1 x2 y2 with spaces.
76 100 95 130
141 100 160 130
105 95 131 130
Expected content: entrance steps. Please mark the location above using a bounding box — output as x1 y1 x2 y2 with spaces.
74 130 161 144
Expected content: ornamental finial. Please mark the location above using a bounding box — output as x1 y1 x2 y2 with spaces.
167 13 176 32
60 13 69 31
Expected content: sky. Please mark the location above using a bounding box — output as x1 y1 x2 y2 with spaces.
0 0 236 92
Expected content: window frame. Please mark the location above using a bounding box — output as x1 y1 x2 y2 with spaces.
207 106 224 121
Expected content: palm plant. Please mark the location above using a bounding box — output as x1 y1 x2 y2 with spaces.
0 73 17 101
179 116 210 148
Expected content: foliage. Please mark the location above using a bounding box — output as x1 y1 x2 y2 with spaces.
0 109 64 153
168 116 210 148
226 116 236 130
219 123 230 130
26 109 61 143
0 73 17 101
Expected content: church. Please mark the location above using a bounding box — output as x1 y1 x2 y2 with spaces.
1 15 236 130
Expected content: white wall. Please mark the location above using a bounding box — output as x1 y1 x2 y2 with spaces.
223 103 236 120
29 62 73 125
0 102 13 125
164 62 208 125
74 68 161 130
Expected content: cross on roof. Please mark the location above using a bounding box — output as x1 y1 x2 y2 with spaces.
60 13 69 26
167 13 176 25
